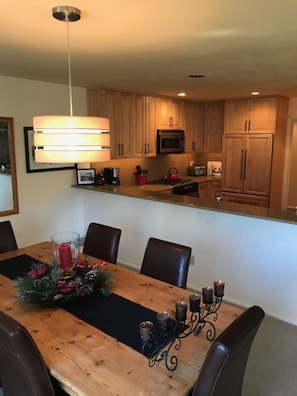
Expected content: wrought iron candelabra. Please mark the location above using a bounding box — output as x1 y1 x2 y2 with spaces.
140 281 225 371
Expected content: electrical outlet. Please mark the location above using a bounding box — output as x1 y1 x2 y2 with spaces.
190 256 195 266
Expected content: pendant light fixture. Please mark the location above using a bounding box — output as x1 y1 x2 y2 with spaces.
33 6 110 163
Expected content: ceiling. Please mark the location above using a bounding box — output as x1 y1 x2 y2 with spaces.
2 1 297 101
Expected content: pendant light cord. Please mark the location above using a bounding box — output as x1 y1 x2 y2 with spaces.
66 20 73 116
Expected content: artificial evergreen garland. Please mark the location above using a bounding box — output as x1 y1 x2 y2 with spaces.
13 257 114 305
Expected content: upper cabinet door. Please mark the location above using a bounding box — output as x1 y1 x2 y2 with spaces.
224 97 276 133
117 92 133 158
249 98 276 133
157 98 183 129
204 101 225 152
183 101 197 153
224 100 249 133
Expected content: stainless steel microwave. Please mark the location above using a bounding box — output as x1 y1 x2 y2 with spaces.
157 129 185 154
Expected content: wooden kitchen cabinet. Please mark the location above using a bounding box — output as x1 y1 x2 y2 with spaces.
204 101 225 152
87 89 118 158
157 98 183 129
222 96 288 208
132 95 157 157
183 101 204 153
221 134 273 204
88 89 154 159
224 97 276 133
198 180 210 199
116 92 134 158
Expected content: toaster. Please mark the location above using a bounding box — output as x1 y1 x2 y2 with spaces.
187 165 206 176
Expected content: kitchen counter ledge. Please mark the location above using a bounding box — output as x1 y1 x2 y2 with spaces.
71 184 297 225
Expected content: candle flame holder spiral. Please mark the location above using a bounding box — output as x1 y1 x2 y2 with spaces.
141 281 224 371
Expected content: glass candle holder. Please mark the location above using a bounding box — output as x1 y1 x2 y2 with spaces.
202 287 213 305
175 301 188 322
189 293 201 312
51 231 80 277
214 280 225 297
157 311 170 331
139 321 153 343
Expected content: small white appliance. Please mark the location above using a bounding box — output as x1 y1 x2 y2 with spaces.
207 161 222 178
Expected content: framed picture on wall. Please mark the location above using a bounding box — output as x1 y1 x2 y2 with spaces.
76 168 96 185
24 126 76 173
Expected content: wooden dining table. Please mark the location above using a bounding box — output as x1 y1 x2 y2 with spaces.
0 242 243 396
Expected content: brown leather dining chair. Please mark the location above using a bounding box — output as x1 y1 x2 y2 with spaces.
0 220 18 253
0 310 68 396
83 222 122 264
140 237 192 288
191 305 265 396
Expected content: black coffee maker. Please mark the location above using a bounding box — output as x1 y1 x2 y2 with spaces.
103 168 120 185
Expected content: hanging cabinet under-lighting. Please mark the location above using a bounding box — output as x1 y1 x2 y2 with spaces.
33 6 110 164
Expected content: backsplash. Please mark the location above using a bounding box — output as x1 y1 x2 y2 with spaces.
91 152 222 186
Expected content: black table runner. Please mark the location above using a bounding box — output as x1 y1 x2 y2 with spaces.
0 254 168 354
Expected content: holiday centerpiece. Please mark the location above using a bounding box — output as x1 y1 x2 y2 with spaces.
13 256 114 305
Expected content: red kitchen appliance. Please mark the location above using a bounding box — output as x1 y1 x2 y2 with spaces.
167 167 179 180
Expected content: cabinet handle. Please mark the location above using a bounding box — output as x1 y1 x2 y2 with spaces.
192 141 195 151
117 144 121 157
248 120 251 131
242 149 247 180
169 116 173 127
121 144 124 156
244 120 248 131
147 143 150 154
143 143 147 155
240 149 245 179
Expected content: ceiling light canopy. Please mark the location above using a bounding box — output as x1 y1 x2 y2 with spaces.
33 6 110 164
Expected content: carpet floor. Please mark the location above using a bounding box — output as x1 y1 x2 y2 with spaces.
243 315 297 396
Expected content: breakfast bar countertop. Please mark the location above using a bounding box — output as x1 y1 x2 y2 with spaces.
72 182 297 226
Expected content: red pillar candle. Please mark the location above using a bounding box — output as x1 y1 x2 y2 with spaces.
58 243 72 271
214 280 225 297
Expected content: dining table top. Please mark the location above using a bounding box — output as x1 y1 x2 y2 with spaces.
0 241 243 396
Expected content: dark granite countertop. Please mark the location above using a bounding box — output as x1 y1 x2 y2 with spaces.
71 182 297 225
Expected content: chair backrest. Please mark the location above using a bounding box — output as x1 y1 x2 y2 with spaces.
0 220 18 253
0 311 55 396
140 237 191 288
192 305 265 396
83 222 122 264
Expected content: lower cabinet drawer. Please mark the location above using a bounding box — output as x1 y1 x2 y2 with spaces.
222 192 270 207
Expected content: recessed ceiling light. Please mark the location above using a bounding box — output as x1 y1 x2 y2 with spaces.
188 74 205 78
177 92 187 97
251 91 260 95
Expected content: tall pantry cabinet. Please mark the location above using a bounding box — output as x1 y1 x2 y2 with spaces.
222 96 289 209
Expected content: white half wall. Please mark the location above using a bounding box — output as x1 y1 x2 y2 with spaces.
78 188 297 325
